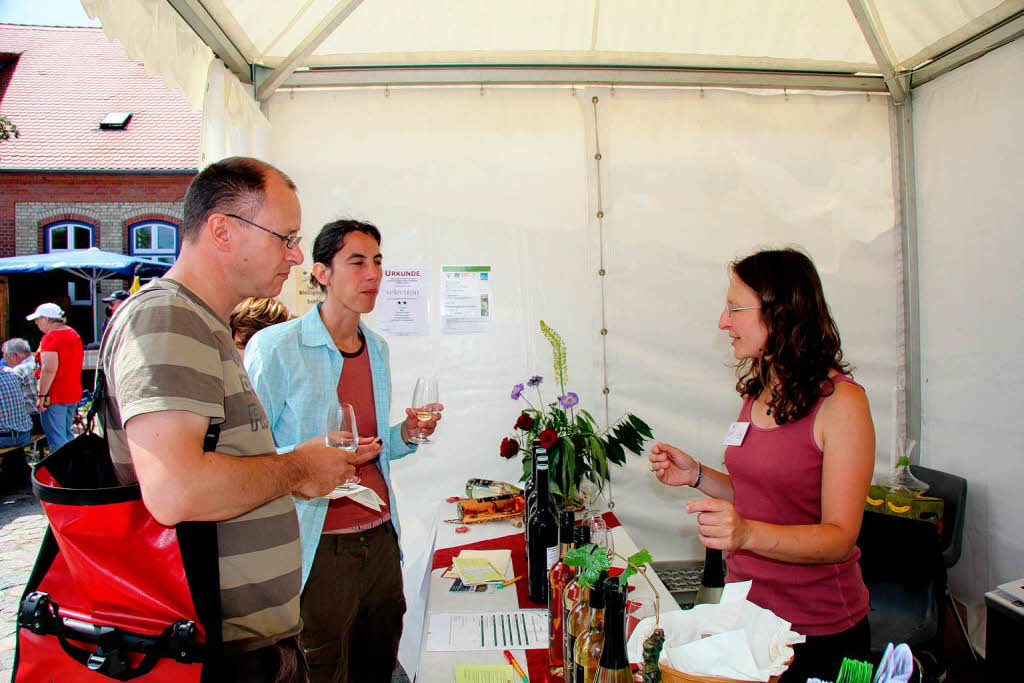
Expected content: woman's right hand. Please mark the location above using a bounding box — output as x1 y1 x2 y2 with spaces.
649 441 700 487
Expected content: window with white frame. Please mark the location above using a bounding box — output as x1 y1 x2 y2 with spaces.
130 221 178 265
45 221 94 305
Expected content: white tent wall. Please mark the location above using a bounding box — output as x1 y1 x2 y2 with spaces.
913 37 1024 652
265 85 899 672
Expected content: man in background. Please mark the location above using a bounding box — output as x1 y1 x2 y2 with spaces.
2 338 40 434
27 303 83 451
0 360 35 489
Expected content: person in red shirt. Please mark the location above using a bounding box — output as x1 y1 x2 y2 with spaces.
27 302 84 451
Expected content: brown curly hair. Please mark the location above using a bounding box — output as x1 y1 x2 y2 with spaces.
731 248 849 424
229 297 292 348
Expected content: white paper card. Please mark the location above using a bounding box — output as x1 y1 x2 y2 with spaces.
441 265 492 335
723 422 750 446
322 483 387 510
425 610 547 651
378 266 429 336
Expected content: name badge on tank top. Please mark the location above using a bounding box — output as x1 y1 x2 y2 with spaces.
723 422 750 446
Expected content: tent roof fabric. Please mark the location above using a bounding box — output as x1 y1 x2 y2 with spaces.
194 0 1022 72
0 24 201 171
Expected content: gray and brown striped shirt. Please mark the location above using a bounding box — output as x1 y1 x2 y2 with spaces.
100 278 302 654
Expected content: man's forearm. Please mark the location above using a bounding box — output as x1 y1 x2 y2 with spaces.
137 447 306 526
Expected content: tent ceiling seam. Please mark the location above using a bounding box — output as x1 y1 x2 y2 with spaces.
274 65 889 93
847 0 906 103
166 0 252 83
256 0 366 101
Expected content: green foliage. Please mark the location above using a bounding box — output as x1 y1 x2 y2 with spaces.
564 544 655 591
0 114 19 143
504 322 653 505
540 320 568 389
895 456 910 468
564 544 611 589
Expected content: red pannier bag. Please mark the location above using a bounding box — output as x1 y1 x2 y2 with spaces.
12 373 222 681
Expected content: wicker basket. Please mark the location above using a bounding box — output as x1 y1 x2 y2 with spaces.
659 658 791 683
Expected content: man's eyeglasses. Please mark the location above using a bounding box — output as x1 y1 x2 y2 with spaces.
225 213 302 250
724 305 761 319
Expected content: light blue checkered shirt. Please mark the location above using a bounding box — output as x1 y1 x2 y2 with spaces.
244 304 416 589
0 368 33 433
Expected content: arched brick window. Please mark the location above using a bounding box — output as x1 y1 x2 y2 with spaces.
130 220 178 265
45 221 95 305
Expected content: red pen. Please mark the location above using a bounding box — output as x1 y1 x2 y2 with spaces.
503 649 528 682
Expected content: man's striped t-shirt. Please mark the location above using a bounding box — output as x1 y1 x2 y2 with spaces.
100 278 302 654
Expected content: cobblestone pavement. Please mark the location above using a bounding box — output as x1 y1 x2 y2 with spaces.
0 483 47 680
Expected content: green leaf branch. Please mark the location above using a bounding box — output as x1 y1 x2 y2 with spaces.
565 543 660 629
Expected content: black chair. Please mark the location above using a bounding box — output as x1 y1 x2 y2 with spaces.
856 465 972 679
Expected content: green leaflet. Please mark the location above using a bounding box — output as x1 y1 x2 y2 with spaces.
539 320 568 387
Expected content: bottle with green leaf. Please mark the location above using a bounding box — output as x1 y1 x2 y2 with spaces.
565 544 666 683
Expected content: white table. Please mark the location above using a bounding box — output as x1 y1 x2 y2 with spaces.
411 503 680 682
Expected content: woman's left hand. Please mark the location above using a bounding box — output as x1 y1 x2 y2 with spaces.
687 498 752 551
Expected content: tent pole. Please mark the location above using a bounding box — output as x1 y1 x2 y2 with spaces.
256 0 366 102
890 97 922 461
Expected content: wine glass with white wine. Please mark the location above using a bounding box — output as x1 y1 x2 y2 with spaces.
410 377 439 445
326 402 360 486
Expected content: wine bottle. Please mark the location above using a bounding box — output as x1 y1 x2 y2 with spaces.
594 578 631 682
562 525 592 680
523 440 540 563
548 510 577 675
565 565 604 682
527 453 558 604
695 547 725 605
573 574 608 683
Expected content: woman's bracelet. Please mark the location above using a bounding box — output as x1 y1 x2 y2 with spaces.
691 461 703 489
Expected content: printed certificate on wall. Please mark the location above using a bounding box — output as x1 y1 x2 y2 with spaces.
441 265 492 335
378 266 429 336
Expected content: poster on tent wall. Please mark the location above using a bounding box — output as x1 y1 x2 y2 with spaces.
440 265 491 335
378 266 429 336
292 267 324 316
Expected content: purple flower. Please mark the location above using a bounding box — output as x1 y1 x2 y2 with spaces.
527 375 543 387
511 383 525 400
559 392 579 409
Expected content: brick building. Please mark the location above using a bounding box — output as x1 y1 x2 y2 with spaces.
0 24 200 344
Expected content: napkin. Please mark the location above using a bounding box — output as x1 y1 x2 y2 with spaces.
323 483 387 510
626 581 805 682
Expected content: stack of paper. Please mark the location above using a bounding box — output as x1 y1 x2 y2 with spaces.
444 549 513 585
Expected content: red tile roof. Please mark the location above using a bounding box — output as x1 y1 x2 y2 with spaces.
0 24 201 171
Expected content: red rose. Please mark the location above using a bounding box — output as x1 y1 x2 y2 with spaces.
538 428 559 449
514 412 534 431
500 437 519 459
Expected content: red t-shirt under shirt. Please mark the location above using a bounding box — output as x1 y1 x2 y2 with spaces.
37 327 84 404
322 335 392 534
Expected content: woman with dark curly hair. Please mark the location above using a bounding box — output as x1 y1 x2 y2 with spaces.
650 248 874 682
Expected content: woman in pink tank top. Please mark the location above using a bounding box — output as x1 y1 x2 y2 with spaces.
649 248 875 682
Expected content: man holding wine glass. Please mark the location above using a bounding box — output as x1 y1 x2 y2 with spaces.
246 219 442 682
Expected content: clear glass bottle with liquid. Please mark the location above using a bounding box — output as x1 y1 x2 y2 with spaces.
573 573 608 683
564 563 603 682
548 510 577 676
562 525 592 678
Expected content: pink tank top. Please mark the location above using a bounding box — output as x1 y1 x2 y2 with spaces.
723 374 869 636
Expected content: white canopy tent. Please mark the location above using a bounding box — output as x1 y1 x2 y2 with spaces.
81 0 1024 664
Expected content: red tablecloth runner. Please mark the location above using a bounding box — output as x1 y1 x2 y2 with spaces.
431 511 620 682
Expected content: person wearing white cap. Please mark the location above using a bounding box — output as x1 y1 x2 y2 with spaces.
26 302 83 451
